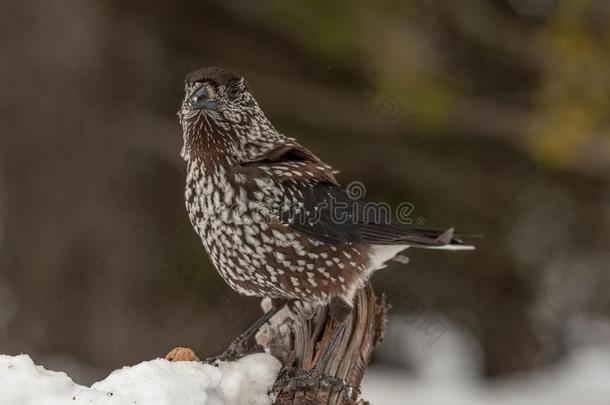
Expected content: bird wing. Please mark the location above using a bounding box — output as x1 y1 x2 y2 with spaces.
281 181 465 246
238 139 340 186
233 140 468 247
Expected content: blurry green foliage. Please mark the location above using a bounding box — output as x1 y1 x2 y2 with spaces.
532 0 610 167
270 0 610 169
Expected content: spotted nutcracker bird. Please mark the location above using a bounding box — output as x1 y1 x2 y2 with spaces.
178 67 473 354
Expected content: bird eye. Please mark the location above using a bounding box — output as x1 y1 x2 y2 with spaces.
226 84 240 100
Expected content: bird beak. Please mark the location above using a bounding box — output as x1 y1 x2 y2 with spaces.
193 99 219 111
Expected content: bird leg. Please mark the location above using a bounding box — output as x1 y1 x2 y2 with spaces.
205 299 285 364
272 297 355 400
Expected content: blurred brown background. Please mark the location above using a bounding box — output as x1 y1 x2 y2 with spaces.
1 0 609 384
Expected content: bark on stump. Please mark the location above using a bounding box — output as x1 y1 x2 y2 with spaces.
256 283 388 405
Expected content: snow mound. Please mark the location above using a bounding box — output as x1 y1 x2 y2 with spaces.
0 353 281 405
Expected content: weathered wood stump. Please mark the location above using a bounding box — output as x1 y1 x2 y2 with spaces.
257 283 388 405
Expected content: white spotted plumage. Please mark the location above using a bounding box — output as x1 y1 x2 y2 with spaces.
179 67 472 309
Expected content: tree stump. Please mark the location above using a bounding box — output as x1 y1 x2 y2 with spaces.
256 283 388 405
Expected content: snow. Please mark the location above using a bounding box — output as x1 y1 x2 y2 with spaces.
361 315 610 405
0 353 281 405
362 346 610 405
3 315 610 405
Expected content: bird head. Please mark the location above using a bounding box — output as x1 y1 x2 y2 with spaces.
178 67 280 162
180 67 249 115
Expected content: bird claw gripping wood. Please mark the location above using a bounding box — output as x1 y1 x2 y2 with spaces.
272 366 354 402
203 335 263 365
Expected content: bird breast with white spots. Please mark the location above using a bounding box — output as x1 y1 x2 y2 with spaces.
185 158 368 304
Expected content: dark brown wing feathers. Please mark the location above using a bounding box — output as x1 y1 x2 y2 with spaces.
235 140 466 247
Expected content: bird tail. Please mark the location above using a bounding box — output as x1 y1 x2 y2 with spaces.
408 228 477 250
